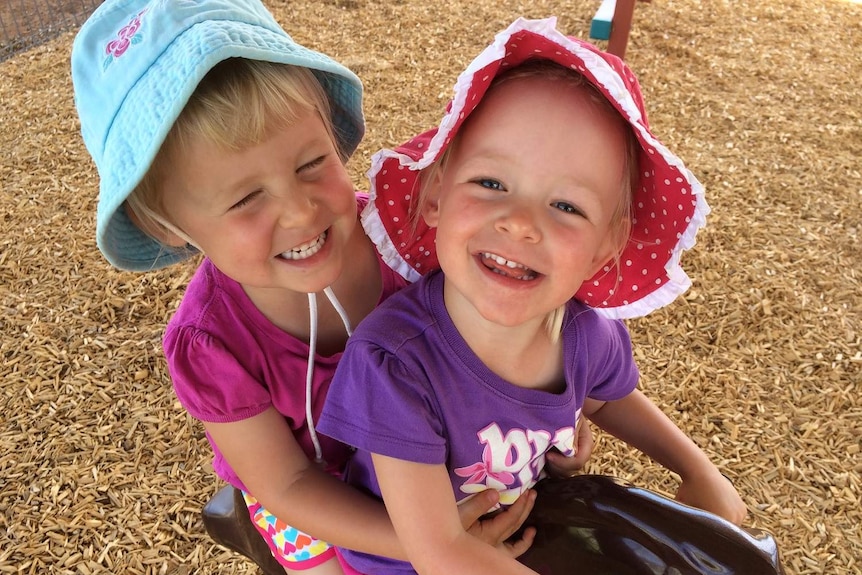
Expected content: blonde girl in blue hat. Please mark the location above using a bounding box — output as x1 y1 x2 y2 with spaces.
69 0 565 573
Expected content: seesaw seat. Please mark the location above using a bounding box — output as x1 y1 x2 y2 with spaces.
202 475 785 574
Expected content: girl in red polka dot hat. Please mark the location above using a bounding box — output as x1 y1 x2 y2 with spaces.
363 18 708 320
318 17 746 575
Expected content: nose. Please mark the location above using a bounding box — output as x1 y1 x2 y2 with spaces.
276 190 317 228
494 205 542 242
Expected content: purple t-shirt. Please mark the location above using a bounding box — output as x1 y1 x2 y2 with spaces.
318 270 639 575
165 197 408 491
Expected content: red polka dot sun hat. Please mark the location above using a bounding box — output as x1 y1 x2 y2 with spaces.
361 17 709 319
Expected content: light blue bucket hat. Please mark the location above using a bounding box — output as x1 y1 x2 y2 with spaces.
71 0 365 271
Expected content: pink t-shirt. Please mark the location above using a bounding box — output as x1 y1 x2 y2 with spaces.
164 199 408 490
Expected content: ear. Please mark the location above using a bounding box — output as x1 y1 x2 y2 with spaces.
419 170 443 229
588 242 617 279
124 202 188 248
159 229 192 248
588 220 630 279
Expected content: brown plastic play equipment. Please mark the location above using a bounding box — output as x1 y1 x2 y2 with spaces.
202 486 285 575
518 475 785 574
202 474 785 575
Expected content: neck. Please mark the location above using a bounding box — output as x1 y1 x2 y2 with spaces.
445 287 564 391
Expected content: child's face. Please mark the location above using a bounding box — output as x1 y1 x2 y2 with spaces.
422 76 628 328
160 110 359 293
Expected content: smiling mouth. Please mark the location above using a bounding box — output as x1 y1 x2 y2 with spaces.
281 231 327 260
481 252 538 281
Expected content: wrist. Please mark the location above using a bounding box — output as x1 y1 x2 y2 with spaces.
676 458 723 483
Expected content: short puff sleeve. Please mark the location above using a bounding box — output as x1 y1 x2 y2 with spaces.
165 326 271 423
319 340 448 465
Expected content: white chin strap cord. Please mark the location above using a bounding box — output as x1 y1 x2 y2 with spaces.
306 286 353 464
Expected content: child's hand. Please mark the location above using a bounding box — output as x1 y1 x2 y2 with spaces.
676 471 747 526
458 489 537 558
545 417 593 477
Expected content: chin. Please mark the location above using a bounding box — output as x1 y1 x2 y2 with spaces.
475 307 534 328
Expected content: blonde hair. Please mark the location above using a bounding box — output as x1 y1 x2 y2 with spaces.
126 58 340 246
415 60 639 341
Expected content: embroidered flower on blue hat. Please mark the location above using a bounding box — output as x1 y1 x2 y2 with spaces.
103 9 147 69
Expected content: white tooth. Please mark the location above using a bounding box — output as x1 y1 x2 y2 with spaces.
282 232 326 260
296 237 318 251
485 252 526 269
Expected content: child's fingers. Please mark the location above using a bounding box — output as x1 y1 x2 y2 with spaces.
475 489 535 544
504 525 536 558
545 449 587 477
544 418 595 477
494 489 535 540
456 489 500 529
574 417 594 462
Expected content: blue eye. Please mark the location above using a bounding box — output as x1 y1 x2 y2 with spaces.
475 178 505 191
552 201 584 216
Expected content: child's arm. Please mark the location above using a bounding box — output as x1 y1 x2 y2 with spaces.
207 408 399 556
206 407 534 559
372 453 539 575
584 389 747 525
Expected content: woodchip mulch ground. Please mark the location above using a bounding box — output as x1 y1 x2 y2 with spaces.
1 0 859 573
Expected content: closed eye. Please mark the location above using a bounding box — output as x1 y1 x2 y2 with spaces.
298 155 327 173
230 189 262 211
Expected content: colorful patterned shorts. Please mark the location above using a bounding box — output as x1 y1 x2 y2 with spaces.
242 491 336 570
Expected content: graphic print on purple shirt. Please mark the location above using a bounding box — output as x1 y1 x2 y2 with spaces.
454 422 577 504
